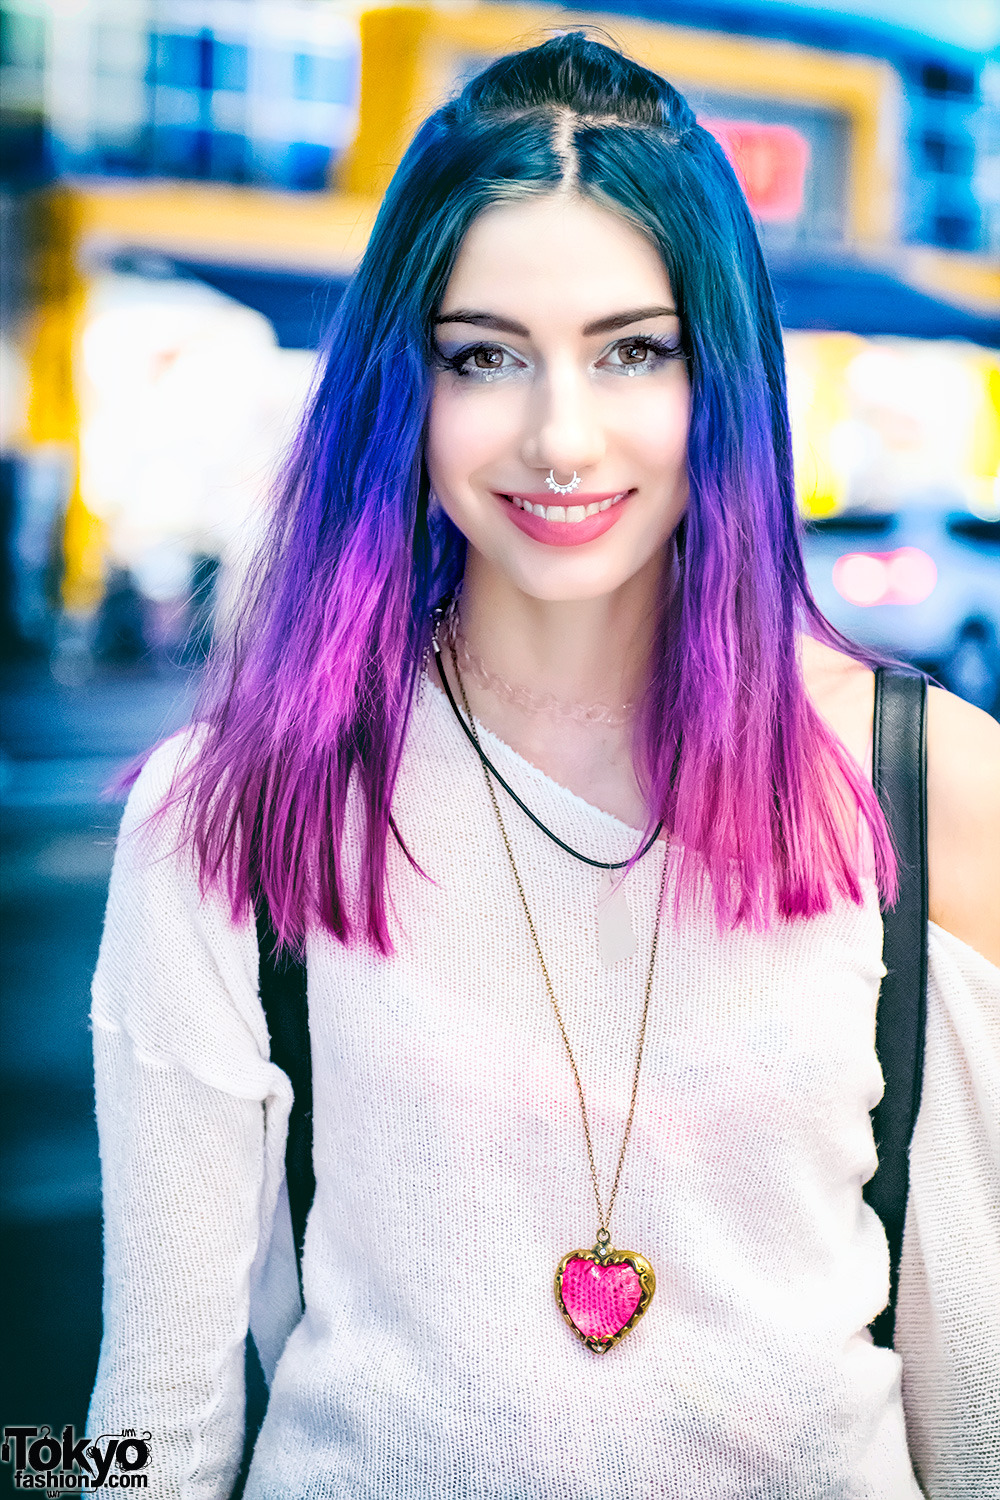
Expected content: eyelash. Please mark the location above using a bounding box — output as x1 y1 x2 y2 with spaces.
436 335 684 381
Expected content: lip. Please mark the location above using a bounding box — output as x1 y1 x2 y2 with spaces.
494 490 634 548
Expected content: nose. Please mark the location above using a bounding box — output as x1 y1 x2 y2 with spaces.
520 356 606 480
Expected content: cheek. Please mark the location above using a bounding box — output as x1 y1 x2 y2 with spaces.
426 386 519 487
620 381 690 475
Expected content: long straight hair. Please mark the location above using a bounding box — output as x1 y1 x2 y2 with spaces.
176 32 895 950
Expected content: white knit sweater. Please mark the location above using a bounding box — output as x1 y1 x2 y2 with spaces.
88 677 1000 1499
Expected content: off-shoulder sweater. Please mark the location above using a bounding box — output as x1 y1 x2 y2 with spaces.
88 677 1000 1498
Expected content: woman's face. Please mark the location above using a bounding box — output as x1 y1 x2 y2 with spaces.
426 193 690 603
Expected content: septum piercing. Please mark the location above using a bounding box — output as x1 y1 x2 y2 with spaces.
545 470 582 496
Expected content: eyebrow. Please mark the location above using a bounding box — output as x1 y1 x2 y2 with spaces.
433 305 679 337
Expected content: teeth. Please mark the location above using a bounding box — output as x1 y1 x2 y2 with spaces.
507 490 630 521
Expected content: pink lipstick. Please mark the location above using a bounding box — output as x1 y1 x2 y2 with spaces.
495 489 633 547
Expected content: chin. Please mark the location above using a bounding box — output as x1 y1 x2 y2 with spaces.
494 538 667 604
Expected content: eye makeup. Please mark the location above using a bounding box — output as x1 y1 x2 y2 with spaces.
434 334 685 384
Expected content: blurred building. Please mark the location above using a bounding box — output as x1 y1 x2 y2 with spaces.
1 0 359 188
3 1 997 251
0 0 997 668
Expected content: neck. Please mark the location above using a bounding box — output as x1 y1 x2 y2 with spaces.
456 551 662 712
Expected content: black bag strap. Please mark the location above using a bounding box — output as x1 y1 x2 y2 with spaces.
255 906 313 1296
863 666 929 1349
255 666 930 1337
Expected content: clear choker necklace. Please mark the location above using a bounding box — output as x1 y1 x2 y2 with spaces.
441 604 634 728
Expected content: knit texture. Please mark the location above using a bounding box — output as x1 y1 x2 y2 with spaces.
89 678 1000 1498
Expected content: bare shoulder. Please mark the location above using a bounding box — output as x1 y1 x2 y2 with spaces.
926 686 1000 966
800 638 1000 964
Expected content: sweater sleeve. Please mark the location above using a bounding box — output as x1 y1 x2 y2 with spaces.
87 735 296 1500
895 922 1000 1500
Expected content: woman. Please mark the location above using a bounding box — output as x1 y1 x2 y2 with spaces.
88 33 999 1499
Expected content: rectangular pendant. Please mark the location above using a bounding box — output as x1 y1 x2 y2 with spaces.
597 870 637 966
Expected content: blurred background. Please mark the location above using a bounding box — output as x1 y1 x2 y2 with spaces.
1 0 998 1480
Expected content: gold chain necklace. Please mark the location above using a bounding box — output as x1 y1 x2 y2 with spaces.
451 643 666 1353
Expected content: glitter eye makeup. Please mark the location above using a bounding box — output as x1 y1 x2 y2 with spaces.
436 342 526 382
600 335 685 376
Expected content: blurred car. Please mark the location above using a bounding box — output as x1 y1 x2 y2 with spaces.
802 506 1000 715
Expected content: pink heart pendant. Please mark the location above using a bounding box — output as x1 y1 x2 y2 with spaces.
555 1241 656 1353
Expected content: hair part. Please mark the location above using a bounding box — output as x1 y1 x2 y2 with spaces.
165 30 895 951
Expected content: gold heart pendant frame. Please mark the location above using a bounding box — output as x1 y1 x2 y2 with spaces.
554 1245 656 1354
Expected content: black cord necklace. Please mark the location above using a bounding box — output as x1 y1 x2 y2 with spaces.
431 633 664 872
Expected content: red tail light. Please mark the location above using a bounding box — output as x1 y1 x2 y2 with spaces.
832 548 938 607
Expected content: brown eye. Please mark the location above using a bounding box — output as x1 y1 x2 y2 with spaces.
601 335 680 377
473 347 504 369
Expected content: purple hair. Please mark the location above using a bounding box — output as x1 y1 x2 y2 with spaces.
170 33 895 951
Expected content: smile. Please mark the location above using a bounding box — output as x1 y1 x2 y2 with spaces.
495 489 634 548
